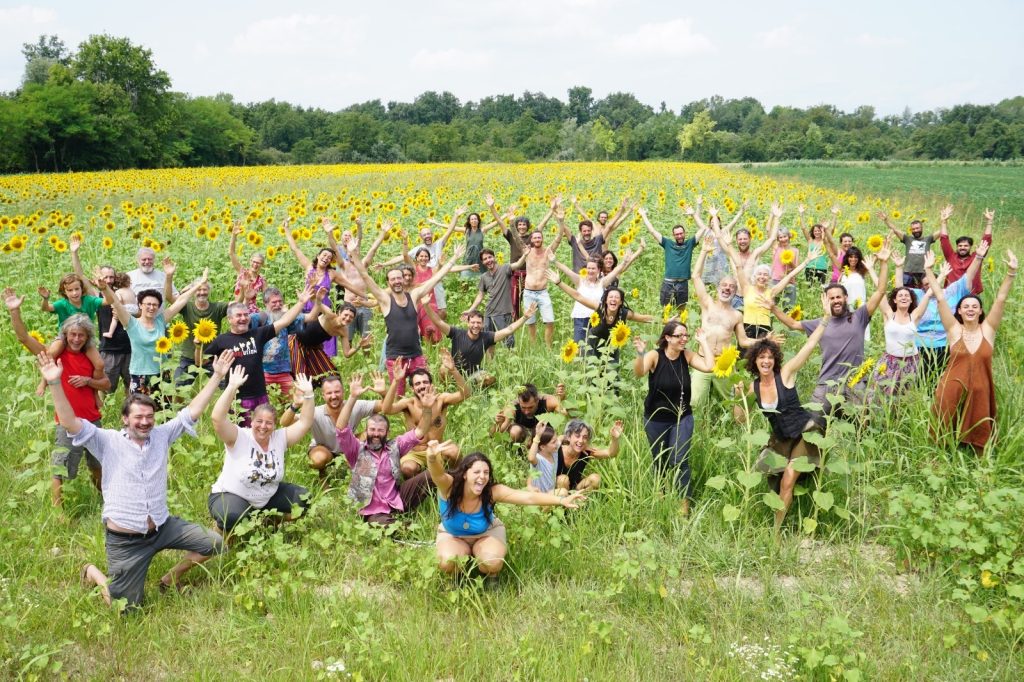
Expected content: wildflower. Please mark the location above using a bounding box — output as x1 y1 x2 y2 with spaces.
560 339 579 363
712 345 740 378
980 570 998 589
891 210 902 219
609 321 631 348
579 268 588 277
987 258 994 273
787 305 802 321
589 312 600 327
867 234 884 252
168 322 189 344
54 240 68 253
662 303 673 323
847 356 875 388
266 246 277 259
155 337 172 354
193 318 218 344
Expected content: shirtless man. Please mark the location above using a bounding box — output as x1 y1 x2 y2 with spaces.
521 200 567 346
348 223 465 393
384 349 470 477
690 235 781 417
486 194 555 318
715 204 780 308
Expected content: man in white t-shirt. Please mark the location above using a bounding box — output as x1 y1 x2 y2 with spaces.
127 247 177 304
281 372 396 481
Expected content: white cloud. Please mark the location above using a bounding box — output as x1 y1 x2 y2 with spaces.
230 14 362 56
0 5 56 25
612 18 713 56
853 33 906 48
411 48 494 72
756 25 796 49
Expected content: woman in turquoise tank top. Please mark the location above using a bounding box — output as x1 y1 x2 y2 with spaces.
426 444 584 585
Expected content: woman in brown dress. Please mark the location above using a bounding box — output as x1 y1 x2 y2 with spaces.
923 250 1018 452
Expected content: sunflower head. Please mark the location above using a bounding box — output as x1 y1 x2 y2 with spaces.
169 321 189 343
589 311 600 327
788 305 803 321
867 234 884 252
712 345 740 378
560 339 579 363
193 318 218 344
155 337 172 354
609 321 632 348
29 330 46 345
779 248 795 265
579 268 588 277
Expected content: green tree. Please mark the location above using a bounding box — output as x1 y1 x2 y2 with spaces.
677 109 716 159
567 86 594 124
591 117 617 159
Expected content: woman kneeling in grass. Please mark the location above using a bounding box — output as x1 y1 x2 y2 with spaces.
425 441 584 584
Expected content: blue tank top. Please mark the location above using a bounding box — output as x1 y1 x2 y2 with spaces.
438 496 493 536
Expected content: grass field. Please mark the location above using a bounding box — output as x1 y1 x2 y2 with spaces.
1 162 1022 681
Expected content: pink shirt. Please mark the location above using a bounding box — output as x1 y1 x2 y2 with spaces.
336 426 421 516
771 245 799 281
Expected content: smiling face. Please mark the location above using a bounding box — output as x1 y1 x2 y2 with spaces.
228 306 251 333
481 252 496 272
63 280 83 304
316 249 334 269
826 287 848 317
100 267 116 288
580 223 593 240
250 407 276 445
602 253 615 274
123 403 155 443
672 226 686 245
777 232 790 247
735 231 751 251
65 326 88 352
266 293 284 313
754 268 771 287
605 289 622 312
663 324 688 350
718 277 737 302
586 259 600 282
847 253 860 269
249 255 264 273
365 415 388 450
956 239 972 257
386 269 405 294
515 219 529 236
910 221 923 238
419 229 434 245
415 249 430 267
411 372 432 399
956 297 983 324
893 288 913 311
339 308 355 326
756 348 776 376
529 231 544 249
597 211 609 225
468 213 480 229
464 460 491 498
194 283 210 304
137 252 155 274
139 294 161 320
322 378 344 410
566 427 591 454
467 313 484 336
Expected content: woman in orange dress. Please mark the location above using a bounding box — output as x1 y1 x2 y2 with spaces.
923 250 1017 452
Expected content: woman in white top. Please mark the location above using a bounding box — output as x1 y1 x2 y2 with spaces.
878 283 931 395
209 366 316 533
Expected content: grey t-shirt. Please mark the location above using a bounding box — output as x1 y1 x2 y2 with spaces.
569 234 605 271
801 307 871 383
901 234 936 274
478 264 514 317
310 400 376 452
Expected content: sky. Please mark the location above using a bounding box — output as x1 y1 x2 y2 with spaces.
1 0 1021 117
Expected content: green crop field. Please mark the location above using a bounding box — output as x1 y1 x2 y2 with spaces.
1 162 1022 681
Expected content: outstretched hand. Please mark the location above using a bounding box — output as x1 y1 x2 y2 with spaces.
349 372 368 398
226 364 248 389
293 373 313 396
37 352 62 383
4 287 23 310
1005 250 1018 271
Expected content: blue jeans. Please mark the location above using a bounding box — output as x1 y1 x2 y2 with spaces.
645 415 695 498
572 317 589 343
348 306 372 339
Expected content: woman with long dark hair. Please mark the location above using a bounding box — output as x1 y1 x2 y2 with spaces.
425 443 583 583
550 272 655 360
878 285 931 394
633 320 715 514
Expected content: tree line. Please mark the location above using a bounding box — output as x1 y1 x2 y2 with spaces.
2 34 1022 173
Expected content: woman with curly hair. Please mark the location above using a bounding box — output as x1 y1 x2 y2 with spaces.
425 444 583 584
877 284 931 395
743 293 830 532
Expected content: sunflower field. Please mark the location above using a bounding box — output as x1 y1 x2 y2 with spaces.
2 161 1023 680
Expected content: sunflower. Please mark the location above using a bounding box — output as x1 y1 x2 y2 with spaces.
266 246 277 259
560 339 579 363
779 248 795 265
891 210 902 220
589 311 600 327
867 234 884 252
787 305 803 321
168 321 189 344
193 318 218 344
631 288 639 299
155 337 172 354
54 240 67 253
847 356 875 388
29 330 46 345
609 321 631 348
102 237 113 249
579 268 588 277
712 345 740 378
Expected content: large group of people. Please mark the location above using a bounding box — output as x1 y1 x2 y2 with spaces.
5 195 1015 607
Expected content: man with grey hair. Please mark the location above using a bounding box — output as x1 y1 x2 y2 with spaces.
127 247 177 303
4 289 111 506
249 286 307 397
204 285 314 425
164 261 229 387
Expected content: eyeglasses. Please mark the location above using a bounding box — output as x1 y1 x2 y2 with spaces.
669 332 688 338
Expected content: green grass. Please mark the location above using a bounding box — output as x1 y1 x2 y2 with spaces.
2 162 1023 680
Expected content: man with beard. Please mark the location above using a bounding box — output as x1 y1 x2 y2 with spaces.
493 382 568 444
462 248 528 349
41 349 235 609
5 291 111 506
938 205 993 294
127 247 177 305
423 302 535 386
384 351 471 477
282 369 396 481
772 248 891 415
348 225 465 394
247 287 309 397
639 204 708 311
882 212 939 288
165 266 229 387
716 205 780 309
520 202 567 347
485 194 556 319
204 287 313 425
570 196 633 250
335 371 437 527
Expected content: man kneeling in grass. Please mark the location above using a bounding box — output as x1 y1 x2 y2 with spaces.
37 350 235 610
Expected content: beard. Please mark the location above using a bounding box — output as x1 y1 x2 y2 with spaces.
366 435 385 451
267 309 286 323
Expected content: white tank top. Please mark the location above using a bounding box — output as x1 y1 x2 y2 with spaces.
572 280 604 318
884 317 919 357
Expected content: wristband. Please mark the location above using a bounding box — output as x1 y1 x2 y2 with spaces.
46 379 60 386
288 404 301 412
302 393 314 400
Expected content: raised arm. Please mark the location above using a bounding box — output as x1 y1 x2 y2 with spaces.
440 349 471 402
421 300 452 337
984 250 1017 333
637 206 663 242
187 350 235 423
99 279 132 327
163 267 207 321
361 221 388 266
37 353 83 434
922 255 959 334
603 241 645 286
493 304 536 342
272 284 315 333
229 222 244 274
38 286 54 314
684 328 716 373
425 440 454 498
335 373 368 430
282 218 313 271
69 237 99 297
690 238 715 308
769 250 816 297
435 206 466 252
878 211 902 240
211 364 247 447
347 238 391 313
548 270 599 310
590 420 623 459
770 299 805 332
4 289 46 354
410 243 466 301
864 248 890 316
283 374 316 447
553 259 582 286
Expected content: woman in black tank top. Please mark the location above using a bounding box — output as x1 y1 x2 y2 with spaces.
743 312 829 532
633 320 716 513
